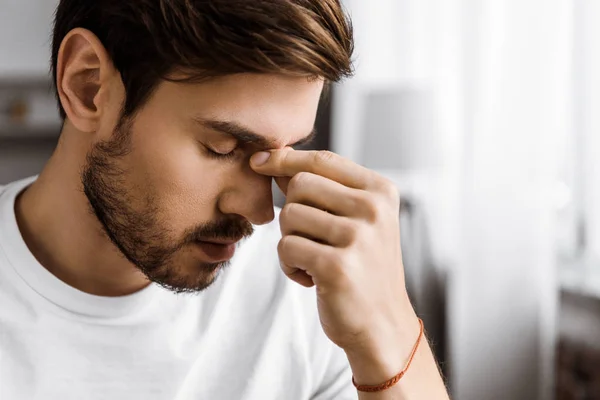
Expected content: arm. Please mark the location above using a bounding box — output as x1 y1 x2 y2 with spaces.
346 310 450 400
316 307 449 400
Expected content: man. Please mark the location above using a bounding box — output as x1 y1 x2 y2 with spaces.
0 1 450 399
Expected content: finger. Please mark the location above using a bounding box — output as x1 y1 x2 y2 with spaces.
280 203 356 247
277 235 345 288
271 147 294 195
284 172 377 220
278 235 315 287
279 261 315 288
251 148 381 191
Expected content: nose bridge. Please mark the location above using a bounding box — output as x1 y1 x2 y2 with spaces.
219 164 275 225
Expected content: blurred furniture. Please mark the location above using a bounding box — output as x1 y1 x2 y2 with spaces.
0 1 61 184
556 339 600 400
557 291 600 400
0 77 61 137
0 77 60 184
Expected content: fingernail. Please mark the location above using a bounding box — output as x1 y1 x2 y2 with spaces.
251 151 271 166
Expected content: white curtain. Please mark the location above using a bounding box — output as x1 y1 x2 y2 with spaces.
335 1 573 399
580 0 600 267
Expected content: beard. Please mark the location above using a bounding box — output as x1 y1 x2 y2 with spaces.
81 117 254 294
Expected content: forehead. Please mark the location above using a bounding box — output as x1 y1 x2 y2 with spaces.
155 73 324 147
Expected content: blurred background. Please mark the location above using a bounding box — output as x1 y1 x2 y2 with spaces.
1 1 600 399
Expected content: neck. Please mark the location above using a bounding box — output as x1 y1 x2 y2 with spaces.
14 128 150 297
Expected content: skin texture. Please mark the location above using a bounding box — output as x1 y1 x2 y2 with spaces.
15 28 450 399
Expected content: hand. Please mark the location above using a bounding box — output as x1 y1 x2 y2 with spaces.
250 148 420 379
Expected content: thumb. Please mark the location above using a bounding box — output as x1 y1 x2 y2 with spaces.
250 151 273 170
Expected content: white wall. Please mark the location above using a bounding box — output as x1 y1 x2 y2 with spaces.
452 2 569 399
334 0 459 265
0 0 59 77
581 0 600 264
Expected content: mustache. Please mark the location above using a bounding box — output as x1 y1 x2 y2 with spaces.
184 216 255 244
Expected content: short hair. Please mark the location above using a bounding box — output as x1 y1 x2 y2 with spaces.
50 0 354 120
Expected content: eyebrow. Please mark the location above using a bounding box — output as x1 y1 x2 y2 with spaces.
195 118 317 149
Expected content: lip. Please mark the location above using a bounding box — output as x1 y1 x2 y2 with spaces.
201 238 239 245
194 240 238 262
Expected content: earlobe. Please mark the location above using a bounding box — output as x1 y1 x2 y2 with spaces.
56 28 115 133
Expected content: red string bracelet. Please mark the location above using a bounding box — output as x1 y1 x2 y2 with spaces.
352 318 425 393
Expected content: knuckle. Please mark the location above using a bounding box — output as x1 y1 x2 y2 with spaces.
280 202 299 222
312 249 331 269
343 220 360 244
277 236 291 256
312 251 328 271
314 249 353 290
288 171 311 192
357 193 380 221
328 251 347 272
331 218 359 245
279 207 291 234
328 252 352 286
379 179 400 204
313 150 335 165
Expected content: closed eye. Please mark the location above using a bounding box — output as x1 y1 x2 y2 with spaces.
202 144 239 161
205 146 238 160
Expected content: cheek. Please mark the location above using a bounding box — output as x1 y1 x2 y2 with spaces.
127 123 223 228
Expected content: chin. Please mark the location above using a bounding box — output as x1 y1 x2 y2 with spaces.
149 261 227 294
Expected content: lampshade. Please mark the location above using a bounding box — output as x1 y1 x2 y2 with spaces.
360 88 439 170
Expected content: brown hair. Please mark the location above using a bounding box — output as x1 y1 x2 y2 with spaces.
51 0 354 120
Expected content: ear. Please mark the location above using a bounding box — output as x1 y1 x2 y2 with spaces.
56 28 120 133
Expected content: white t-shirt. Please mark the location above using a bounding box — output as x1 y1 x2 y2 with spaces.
0 177 355 400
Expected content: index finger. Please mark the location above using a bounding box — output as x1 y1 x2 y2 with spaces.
250 148 380 190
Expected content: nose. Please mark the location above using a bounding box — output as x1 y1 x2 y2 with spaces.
217 163 275 226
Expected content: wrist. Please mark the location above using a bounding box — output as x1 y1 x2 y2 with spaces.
344 311 422 386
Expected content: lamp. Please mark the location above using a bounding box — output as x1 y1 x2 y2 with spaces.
359 87 439 171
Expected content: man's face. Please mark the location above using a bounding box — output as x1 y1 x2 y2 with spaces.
82 74 324 293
